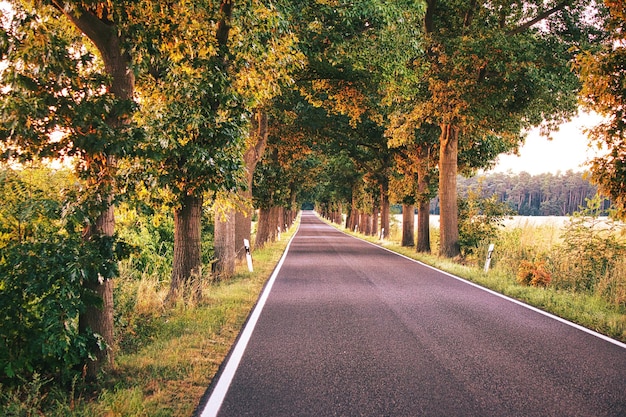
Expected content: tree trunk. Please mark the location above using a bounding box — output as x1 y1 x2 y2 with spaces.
255 207 272 248
235 110 268 258
274 206 283 238
288 187 298 228
169 195 203 301
352 210 360 232
438 123 460 257
213 204 236 280
402 204 415 246
416 146 431 253
79 196 115 379
380 181 390 238
416 200 431 253
54 6 135 380
334 202 343 224
360 212 370 235
347 194 359 231
234 209 251 258
372 205 379 237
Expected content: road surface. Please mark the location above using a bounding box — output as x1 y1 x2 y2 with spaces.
198 211 626 417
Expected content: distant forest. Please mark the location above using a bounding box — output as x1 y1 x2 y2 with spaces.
429 171 610 216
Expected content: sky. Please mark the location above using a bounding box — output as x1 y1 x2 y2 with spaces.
488 112 605 176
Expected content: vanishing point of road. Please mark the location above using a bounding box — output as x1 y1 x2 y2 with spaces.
197 211 626 417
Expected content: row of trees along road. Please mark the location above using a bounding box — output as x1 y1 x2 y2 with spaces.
1 0 624 384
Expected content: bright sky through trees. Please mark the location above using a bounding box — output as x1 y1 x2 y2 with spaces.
490 112 605 175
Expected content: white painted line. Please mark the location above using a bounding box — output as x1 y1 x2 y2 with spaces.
331 217 626 351
200 223 300 417
424 262 626 350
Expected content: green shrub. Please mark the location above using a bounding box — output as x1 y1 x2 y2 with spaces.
458 189 513 261
1 237 88 384
0 165 131 385
0 232 131 385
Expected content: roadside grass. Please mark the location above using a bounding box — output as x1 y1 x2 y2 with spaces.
103 226 298 417
0 221 298 417
335 217 626 344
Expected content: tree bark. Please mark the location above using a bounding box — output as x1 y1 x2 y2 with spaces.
416 146 431 253
380 181 390 238
372 205 379 237
347 193 359 231
274 206 283 238
79 195 115 379
360 212 370 235
235 110 268 258
416 200 431 253
402 204 415 246
213 204 236 280
52 4 134 379
255 207 272 248
169 195 203 301
438 123 460 257
334 202 343 224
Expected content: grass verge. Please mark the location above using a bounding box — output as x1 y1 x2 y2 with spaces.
108 224 299 417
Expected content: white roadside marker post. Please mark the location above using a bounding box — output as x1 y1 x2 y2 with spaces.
484 243 495 273
244 239 253 272
277 226 281 241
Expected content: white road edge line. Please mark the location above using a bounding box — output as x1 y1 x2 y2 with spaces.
333 218 626 351
199 222 301 417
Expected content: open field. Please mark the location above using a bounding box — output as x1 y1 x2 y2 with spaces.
394 214 618 229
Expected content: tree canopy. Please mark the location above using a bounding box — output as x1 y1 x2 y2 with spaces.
577 0 626 219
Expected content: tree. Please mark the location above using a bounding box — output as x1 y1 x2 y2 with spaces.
132 1 300 287
0 1 136 378
388 120 439 252
216 0 302 275
404 0 594 257
252 91 325 246
456 171 601 216
233 109 269 260
577 0 626 219
279 0 424 235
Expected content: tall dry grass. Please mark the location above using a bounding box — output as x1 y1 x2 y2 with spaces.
491 216 626 308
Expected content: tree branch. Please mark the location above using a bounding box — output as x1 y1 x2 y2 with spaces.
49 1 115 55
216 0 233 50
463 0 478 29
424 0 435 34
507 1 571 36
48 2 133 101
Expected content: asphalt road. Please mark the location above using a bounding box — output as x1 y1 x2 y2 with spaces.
198 211 626 417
